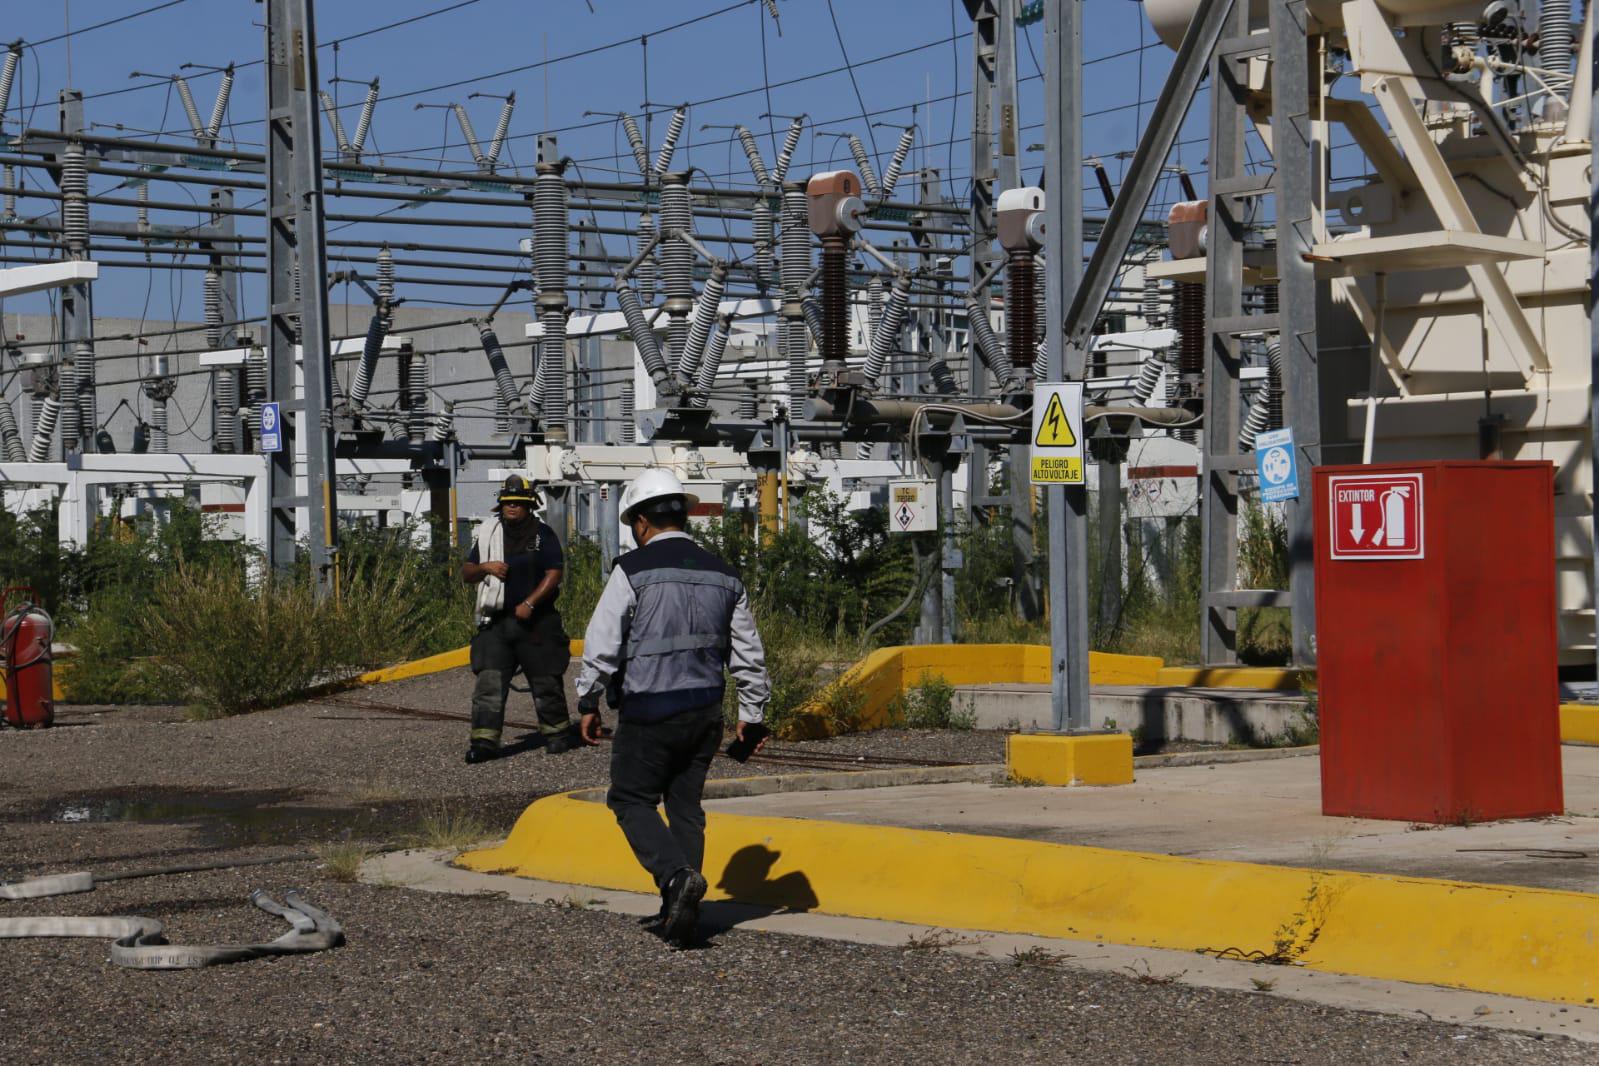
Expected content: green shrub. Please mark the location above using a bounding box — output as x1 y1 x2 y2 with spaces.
144 565 346 716
901 671 974 731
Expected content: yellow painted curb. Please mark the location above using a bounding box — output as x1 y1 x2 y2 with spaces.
1561 704 1599 745
1155 666 1309 691
356 640 584 686
1006 732 1134 786
462 791 1599 1006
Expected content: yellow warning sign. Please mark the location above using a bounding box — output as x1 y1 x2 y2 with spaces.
1029 381 1085 486
1034 392 1077 447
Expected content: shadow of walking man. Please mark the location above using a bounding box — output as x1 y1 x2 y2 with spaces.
698 844 819 935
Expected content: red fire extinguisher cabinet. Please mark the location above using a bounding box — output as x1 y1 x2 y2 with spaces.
1313 461 1562 823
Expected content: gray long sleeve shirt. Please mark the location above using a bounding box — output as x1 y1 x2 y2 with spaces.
575 531 771 724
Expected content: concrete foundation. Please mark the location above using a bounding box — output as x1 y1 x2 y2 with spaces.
958 683 1314 745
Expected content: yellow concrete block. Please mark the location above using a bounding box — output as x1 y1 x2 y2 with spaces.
1005 731 1134 787
1560 704 1599 745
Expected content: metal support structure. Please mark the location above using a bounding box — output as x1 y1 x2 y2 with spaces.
1592 1 1599 684
1269 0 1321 667
1199 0 1253 664
1043 0 1086 731
265 0 339 592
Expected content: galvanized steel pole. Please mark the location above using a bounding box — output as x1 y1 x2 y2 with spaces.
1044 0 1088 731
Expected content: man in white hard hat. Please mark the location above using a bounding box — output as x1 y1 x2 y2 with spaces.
575 468 771 947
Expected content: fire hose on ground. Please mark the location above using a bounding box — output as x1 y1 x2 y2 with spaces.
0 858 344 969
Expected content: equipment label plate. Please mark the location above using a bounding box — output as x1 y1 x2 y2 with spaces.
1328 472 1423 560
259 402 283 454
1030 382 1084 485
1255 427 1299 503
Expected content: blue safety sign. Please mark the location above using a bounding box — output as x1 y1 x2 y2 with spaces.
1254 427 1299 503
260 401 283 454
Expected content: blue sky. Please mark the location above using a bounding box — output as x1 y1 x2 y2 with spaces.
0 0 1209 319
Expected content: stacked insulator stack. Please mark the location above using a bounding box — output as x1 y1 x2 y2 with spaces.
376 245 395 331
27 395 59 462
752 199 774 290
147 395 168 454
245 345 268 409
1142 249 1165 328
0 396 24 462
658 174 694 368
1132 350 1167 405
1540 0 1573 81
780 181 810 409
620 381 637 444
73 340 95 444
616 280 670 388
737 127 769 185
398 348 431 444
819 237 849 375
204 270 223 347
2 163 15 221
431 401 454 443
1006 253 1036 381
622 114 650 176
739 379 760 421
1239 341 1285 450
1173 279 1206 443
880 127 915 200
533 160 571 436
478 322 520 434
679 263 727 384
654 106 686 175
636 213 657 304
967 295 1017 391
847 135 879 195
773 117 804 182
58 355 79 451
693 316 731 408
60 144 89 256
863 273 910 387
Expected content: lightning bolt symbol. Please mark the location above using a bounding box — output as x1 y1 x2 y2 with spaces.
1047 405 1062 438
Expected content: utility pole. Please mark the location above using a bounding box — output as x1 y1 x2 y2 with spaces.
1590 0 1598 687
265 0 339 593
1044 0 1088 731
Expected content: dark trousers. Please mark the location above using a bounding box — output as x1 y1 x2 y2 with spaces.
468 611 571 746
606 703 724 889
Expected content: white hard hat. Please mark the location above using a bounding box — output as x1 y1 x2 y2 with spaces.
619 468 699 523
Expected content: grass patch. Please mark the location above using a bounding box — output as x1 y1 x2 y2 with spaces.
404 806 496 851
352 773 404 804
316 842 374 883
1010 945 1069 969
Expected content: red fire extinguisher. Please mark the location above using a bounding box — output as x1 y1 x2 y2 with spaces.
1 587 54 729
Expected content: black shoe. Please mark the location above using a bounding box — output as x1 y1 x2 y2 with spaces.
660 868 707 947
464 742 498 765
542 729 579 755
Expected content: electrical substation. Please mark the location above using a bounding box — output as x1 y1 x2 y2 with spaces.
3 0 1599 1044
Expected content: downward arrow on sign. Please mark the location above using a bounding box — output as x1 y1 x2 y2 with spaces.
1349 503 1364 544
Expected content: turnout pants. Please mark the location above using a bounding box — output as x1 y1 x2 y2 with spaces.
468 610 571 746
606 703 725 889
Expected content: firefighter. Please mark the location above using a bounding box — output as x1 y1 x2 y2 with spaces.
575 469 771 947
460 475 575 764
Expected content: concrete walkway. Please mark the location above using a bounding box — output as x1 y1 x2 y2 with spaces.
706 747 1599 893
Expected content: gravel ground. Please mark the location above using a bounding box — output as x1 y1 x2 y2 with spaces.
0 668 1589 1062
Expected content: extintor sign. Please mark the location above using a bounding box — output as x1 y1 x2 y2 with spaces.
1327 472 1423 560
